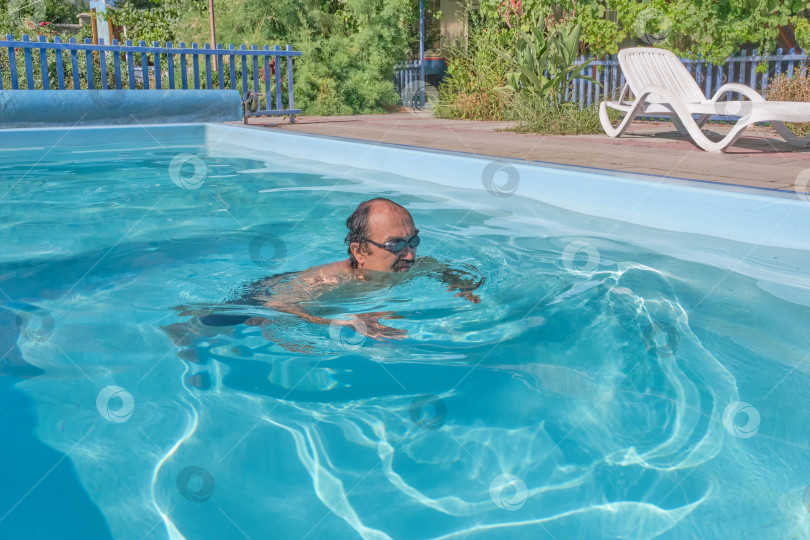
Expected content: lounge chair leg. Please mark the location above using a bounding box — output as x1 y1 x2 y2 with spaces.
599 101 641 139
672 116 689 136
695 115 711 128
674 115 710 135
772 121 810 148
662 97 753 152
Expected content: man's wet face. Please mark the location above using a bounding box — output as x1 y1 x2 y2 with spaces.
361 207 417 273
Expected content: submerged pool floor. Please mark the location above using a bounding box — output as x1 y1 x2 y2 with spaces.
1 128 810 539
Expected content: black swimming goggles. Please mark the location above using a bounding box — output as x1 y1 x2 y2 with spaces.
364 235 420 253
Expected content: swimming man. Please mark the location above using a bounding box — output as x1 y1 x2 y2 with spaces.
240 197 484 340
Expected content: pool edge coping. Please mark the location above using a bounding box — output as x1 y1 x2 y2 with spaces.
214 122 802 201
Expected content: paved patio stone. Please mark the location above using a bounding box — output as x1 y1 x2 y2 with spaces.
239 111 810 193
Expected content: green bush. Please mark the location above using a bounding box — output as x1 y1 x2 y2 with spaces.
766 68 810 137
433 2 515 120
171 0 413 115
507 94 603 135
436 2 605 135
45 0 88 24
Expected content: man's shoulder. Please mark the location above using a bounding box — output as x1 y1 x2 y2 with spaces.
312 260 352 274
300 260 353 284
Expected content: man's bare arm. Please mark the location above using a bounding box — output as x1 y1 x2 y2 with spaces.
254 264 407 340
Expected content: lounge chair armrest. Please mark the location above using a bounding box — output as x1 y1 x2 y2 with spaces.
710 84 765 103
617 83 631 104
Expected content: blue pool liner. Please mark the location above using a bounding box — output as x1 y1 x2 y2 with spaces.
0 90 242 128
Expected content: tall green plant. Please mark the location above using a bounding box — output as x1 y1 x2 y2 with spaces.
499 23 597 99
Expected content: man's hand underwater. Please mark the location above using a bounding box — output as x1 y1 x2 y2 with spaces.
341 311 407 341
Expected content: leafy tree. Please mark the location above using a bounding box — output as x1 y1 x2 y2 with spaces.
45 0 89 24
478 0 810 61
173 0 415 114
107 0 204 43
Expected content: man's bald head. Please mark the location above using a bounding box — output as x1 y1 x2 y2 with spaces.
345 198 415 269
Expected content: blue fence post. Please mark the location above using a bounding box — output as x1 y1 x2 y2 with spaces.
192 42 200 89
252 44 260 95
274 45 282 111
153 41 162 89
69 37 80 89
84 37 95 89
179 42 188 89
727 52 735 96
98 40 108 89
787 48 796 79
138 40 148 89
286 44 295 122
704 61 713 98
166 41 175 89
749 48 758 90
229 44 236 91
37 35 49 90
769 47 784 95
6 34 19 89
760 50 771 95
54 35 65 89
240 44 248 98
204 43 212 88
112 39 122 89
126 39 135 89
263 45 271 104
610 54 618 99
22 35 34 89
217 43 225 89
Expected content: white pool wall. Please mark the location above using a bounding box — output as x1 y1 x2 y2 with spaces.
205 124 810 252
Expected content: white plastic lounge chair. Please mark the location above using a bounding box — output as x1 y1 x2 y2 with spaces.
599 47 810 152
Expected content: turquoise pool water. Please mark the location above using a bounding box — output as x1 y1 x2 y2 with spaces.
1 126 810 539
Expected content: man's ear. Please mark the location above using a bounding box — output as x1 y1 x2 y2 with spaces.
350 242 366 266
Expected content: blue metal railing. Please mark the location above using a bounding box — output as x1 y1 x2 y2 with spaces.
395 60 424 109
568 48 808 117
0 34 302 121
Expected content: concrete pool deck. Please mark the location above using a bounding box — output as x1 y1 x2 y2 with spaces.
242 111 810 193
